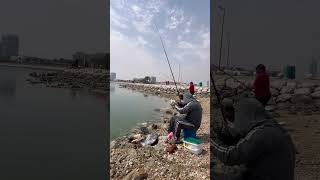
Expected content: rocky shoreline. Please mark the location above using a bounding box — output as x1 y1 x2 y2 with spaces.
119 82 210 99
26 68 108 95
213 75 320 115
110 84 210 180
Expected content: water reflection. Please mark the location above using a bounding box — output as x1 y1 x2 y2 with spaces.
0 77 16 98
69 89 80 100
110 83 115 93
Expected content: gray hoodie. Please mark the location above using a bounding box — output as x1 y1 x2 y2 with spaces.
175 92 202 129
213 97 295 180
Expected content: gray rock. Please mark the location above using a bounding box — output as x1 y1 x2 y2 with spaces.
271 80 287 90
277 94 292 103
291 94 312 104
226 79 240 89
315 87 320 92
311 91 320 99
164 109 174 115
286 81 297 89
294 88 311 96
301 82 317 88
281 86 294 94
270 88 280 97
124 169 148 180
128 149 138 157
110 140 116 149
277 102 291 110
267 97 277 105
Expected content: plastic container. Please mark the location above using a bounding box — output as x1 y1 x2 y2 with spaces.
183 129 197 139
285 65 296 79
183 138 203 155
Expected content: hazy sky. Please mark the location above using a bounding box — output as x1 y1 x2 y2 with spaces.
0 0 108 59
214 0 320 79
110 0 210 83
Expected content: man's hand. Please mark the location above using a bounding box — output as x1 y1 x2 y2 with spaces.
170 99 177 106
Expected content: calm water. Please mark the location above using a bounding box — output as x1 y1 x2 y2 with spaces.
0 66 107 180
110 82 169 140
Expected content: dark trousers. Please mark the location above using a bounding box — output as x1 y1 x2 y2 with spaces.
255 95 271 107
168 116 196 139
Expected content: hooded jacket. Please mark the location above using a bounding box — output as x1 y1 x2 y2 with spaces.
175 92 202 129
213 97 295 180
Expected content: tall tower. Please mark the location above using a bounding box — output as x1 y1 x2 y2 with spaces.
309 57 318 78
1 34 19 57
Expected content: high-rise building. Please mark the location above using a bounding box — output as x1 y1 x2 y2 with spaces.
0 34 19 57
309 58 318 78
110 72 116 81
150 76 156 84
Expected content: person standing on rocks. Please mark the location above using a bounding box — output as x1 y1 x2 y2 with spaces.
254 64 271 106
167 92 202 144
212 97 296 180
189 82 195 95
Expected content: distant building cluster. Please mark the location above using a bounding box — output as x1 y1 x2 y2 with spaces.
72 52 108 69
133 76 157 84
110 72 116 81
0 34 19 57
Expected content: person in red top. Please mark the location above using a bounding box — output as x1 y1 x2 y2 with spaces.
254 64 271 106
189 82 195 95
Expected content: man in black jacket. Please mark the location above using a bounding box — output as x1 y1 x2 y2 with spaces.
212 97 296 180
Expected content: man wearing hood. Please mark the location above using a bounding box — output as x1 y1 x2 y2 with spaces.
212 97 295 180
168 92 202 144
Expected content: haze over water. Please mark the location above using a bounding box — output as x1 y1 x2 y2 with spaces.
0 66 107 180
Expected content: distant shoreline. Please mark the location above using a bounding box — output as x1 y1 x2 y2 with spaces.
0 62 65 71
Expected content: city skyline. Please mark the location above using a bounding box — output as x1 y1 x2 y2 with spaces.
0 0 108 59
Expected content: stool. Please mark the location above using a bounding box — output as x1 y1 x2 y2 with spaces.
183 129 197 139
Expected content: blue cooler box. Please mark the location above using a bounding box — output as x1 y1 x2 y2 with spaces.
183 129 197 139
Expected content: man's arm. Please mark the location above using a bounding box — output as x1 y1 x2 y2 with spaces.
212 126 267 166
175 102 192 114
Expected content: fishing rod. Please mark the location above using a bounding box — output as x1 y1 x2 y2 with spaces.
153 23 180 95
210 71 227 132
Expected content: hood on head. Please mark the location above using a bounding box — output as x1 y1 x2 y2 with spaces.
182 92 196 104
228 97 271 137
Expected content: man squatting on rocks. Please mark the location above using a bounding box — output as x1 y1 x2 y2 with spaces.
167 92 202 144
212 97 296 180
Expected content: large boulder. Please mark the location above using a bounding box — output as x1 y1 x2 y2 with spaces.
300 82 317 89
226 79 241 89
277 102 292 110
291 94 313 104
270 88 280 97
286 81 297 89
294 88 311 96
277 94 292 103
280 86 295 94
315 87 320 92
271 80 286 90
311 91 320 99
267 97 277 105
